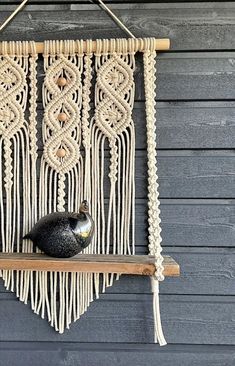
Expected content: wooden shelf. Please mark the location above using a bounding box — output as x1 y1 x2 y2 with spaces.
0 254 179 277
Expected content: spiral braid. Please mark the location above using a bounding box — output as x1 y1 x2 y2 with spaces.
28 42 38 161
143 40 164 281
143 38 166 346
3 138 13 190
82 40 93 150
57 173 66 211
108 137 118 183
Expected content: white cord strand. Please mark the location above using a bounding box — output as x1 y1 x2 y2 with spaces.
143 38 166 345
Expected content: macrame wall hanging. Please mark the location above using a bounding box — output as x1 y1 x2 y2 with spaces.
0 37 179 346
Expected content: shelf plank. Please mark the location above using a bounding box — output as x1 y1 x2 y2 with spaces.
0 254 179 277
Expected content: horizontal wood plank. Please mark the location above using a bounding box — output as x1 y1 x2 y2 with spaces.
156 151 235 199
0 293 234 344
0 254 180 276
146 52 235 101
107 199 235 248
3 1 226 3
0 343 234 366
132 101 235 149
1 248 234 296
33 52 235 101
0 199 234 249
107 247 235 296
35 101 235 150
1 3 235 50
160 199 235 247
2 151 235 199
153 101 235 149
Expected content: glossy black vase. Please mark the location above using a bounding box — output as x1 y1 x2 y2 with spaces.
24 201 94 258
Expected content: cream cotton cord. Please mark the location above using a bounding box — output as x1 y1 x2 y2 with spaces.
0 39 166 343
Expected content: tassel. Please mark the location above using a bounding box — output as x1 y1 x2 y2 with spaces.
151 277 167 346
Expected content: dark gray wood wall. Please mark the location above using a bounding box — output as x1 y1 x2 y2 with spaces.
0 1 235 365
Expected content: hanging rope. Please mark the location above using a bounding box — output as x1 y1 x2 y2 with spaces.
143 37 166 346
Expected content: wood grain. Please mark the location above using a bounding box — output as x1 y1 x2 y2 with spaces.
1 248 234 296
0 254 180 276
1 3 235 50
150 199 235 248
33 53 235 102
35 101 235 150
0 293 234 344
0 199 234 249
107 248 235 296
2 151 235 199
0 344 234 366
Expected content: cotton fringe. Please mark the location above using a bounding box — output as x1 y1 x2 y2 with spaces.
91 38 136 292
0 38 166 343
39 39 136 332
40 40 87 333
0 41 38 306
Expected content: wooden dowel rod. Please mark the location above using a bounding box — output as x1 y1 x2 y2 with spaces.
0 39 170 54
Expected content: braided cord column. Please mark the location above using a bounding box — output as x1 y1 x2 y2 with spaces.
40 40 86 333
92 38 136 294
143 38 166 346
81 40 95 311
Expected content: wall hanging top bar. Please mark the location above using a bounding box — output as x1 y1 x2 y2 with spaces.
0 38 170 54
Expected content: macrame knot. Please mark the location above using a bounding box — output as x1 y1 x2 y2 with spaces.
82 52 92 149
57 173 66 211
3 139 13 189
28 51 38 161
108 138 118 182
153 256 165 282
43 51 82 173
0 39 166 342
